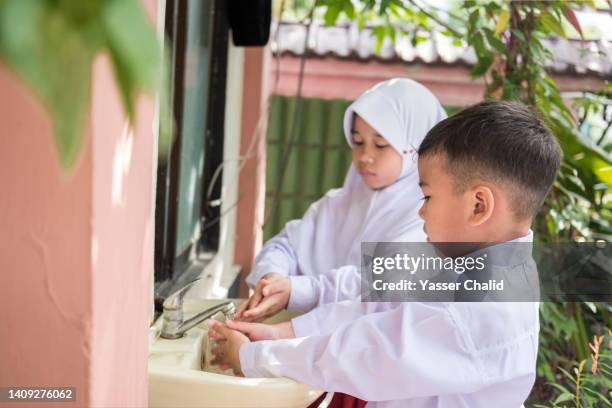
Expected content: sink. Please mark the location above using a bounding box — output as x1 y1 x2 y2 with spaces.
149 299 323 408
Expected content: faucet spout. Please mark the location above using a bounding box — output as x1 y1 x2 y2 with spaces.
177 301 235 336
160 279 235 339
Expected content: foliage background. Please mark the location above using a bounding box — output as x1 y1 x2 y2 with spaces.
0 0 171 170
0 0 609 405
275 0 611 405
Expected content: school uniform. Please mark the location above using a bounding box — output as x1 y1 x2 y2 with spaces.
246 79 447 288
288 232 539 309
239 234 539 407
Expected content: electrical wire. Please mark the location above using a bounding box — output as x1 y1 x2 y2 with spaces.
262 0 318 227
199 0 291 233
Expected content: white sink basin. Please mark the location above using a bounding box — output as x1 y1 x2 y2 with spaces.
149 299 323 408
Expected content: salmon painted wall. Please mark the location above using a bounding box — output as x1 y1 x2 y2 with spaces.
0 0 157 406
271 55 608 107
234 47 271 296
88 57 154 407
0 63 93 407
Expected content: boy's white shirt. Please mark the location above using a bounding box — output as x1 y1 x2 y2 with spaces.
246 78 447 288
239 232 540 408
287 263 363 311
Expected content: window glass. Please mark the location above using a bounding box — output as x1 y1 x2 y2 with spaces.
175 0 213 255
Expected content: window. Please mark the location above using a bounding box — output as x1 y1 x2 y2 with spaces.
154 0 229 303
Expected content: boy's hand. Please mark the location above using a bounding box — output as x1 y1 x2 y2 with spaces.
207 320 249 376
224 320 295 341
235 273 291 322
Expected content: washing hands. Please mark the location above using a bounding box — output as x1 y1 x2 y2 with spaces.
207 319 295 376
207 272 293 375
234 272 291 322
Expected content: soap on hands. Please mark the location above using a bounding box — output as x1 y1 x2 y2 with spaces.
235 272 290 322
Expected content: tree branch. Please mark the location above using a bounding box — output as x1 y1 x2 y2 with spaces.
405 0 464 38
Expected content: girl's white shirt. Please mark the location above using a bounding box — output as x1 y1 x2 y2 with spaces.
247 78 447 288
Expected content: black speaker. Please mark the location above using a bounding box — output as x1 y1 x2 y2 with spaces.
227 0 272 47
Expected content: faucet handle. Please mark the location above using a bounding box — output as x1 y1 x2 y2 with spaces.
163 278 202 311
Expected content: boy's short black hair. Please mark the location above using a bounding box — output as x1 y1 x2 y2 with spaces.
418 101 562 219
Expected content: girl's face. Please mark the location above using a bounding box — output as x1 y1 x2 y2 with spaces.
351 115 403 189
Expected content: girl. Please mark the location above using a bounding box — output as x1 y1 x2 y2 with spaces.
236 78 446 321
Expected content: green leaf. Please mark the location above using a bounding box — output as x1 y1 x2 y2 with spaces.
468 9 479 29
0 0 93 169
541 12 566 38
567 174 586 191
511 29 526 42
413 33 427 45
379 0 391 15
553 122 612 187
471 31 487 58
373 26 386 53
0 0 161 170
387 25 396 44
323 4 341 26
101 0 160 123
484 29 506 54
469 31 494 78
554 392 575 404
415 10 430 29
549 382 573 395
343 1 355 20
357 13 365 31
470 55 493 77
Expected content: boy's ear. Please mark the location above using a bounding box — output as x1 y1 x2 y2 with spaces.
468 184 494 226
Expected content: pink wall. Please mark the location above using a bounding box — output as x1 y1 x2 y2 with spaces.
88 55 154 407
234 47 272 296
270 56 485 106
0 63 93 407
0 1 156 406
271 55 608 106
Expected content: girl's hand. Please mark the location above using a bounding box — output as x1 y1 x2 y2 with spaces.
235 273 290 322
235 272 283 320
234 278 266 320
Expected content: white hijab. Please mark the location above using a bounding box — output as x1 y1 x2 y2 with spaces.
279 78 447 277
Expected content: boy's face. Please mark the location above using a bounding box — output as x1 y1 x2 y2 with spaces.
417 153 476 242
351 115 402 189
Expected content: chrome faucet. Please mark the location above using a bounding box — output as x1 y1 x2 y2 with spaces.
160 279 236 339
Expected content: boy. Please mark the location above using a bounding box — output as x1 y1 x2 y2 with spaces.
209 101 561 407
